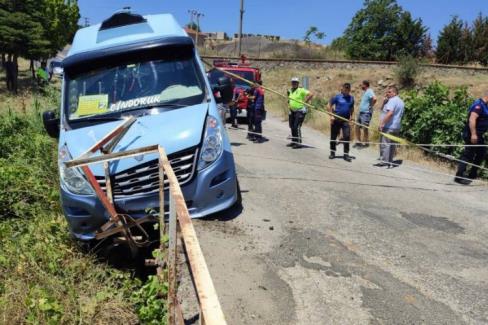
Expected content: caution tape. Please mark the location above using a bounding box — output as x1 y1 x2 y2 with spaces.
227 126 488 186
203 58 488 174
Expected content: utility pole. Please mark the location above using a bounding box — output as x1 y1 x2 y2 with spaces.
194 11 204 47
187 9 196 30
83 17 90 27
238 0 244 56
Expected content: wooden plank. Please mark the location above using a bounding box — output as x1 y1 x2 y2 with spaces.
168 184 178 325
158 147 227 325
66 144 159 168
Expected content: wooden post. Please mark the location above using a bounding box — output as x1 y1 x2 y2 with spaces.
158 146 227 325
168 185 178 324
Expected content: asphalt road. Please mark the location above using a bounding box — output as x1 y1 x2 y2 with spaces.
182 115 488 325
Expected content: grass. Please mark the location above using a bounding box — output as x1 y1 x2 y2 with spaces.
0 63 167 324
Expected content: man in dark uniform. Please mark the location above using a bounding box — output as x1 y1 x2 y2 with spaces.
252 80 266 143
244 88 255 140
328 83 355 162
454 92 488 185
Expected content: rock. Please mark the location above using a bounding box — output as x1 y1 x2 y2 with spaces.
378 79 384 86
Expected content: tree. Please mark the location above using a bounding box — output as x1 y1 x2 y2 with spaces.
472 13 488 65
186 22 201 32
436 16 465 64
341 0 427 61
420 33 434 59
0 0 79 92
303 26 326 45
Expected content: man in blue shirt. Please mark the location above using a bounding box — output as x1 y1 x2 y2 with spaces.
454 92 488 185
328 83 355 162
354 80 376 148
375 86 404 167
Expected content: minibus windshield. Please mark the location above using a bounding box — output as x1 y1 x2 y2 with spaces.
65 57 206 122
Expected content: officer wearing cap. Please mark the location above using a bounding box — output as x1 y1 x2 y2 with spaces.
287 77 313 148
454 91 488 185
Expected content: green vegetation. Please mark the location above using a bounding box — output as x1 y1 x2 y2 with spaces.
303 26 326 46
436 14 488 65
0 85 168 324
338 0 429 61
395 54 423 88
0 0 79 92
402 82 476 160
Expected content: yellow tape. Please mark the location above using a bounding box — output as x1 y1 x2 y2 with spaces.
204 59 488 174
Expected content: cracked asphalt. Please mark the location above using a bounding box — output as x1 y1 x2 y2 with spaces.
181 115 488 325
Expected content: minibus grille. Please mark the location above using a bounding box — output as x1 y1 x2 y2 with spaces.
95 147 198 198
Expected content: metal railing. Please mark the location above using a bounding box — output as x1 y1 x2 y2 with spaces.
67 118 227 325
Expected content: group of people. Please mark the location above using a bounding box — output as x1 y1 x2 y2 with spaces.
229 80 267 143
225 76 487 186
286 77 405 167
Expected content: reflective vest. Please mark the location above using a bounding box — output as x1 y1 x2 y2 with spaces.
288 87 309 111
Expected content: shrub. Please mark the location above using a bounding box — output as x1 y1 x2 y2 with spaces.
401 81 472 158
395 54 422 88
0 109 59 219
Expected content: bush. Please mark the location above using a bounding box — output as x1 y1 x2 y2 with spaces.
0 109 59 219
0 86 168 323
401 81 472 158
395 54 422 88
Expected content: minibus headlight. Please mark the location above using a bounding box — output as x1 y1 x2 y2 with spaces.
59 145 94 195
198 115 223 170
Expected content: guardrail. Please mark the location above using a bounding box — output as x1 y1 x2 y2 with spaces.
201 55 488 72
67 119 227 325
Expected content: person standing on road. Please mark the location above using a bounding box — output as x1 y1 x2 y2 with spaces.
375 86 404 168
454 92 488 185
354 80 377 148
244 88 256 141
287 77 313 148
252 80 267 143
329 83 355 162
230 82 240 128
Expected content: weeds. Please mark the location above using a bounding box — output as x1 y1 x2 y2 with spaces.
0 82 168 324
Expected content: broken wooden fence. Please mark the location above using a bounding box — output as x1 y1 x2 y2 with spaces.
66 118 227 325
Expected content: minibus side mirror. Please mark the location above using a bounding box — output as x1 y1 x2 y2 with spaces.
42 110 60 139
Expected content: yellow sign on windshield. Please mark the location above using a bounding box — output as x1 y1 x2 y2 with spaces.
77 94 109 116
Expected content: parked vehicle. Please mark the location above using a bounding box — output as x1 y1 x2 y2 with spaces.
207 60 262 121
43 10 240 241
49 59 64 78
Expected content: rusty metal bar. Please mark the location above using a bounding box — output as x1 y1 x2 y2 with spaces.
103 161 113 204
79 116 136 157
66 144 159 168
81 165 118 219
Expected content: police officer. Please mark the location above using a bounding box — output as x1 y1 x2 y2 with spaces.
287 77 313 148
328 83 355 162
252 80 267 143
230 82 240 128
454 91 488 185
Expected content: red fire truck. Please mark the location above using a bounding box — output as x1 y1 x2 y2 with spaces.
208 58 262 122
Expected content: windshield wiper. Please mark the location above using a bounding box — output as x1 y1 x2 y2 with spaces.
72 116 124 122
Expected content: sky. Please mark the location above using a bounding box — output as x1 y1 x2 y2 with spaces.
78 0 487 44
